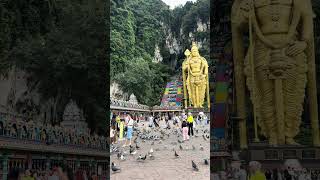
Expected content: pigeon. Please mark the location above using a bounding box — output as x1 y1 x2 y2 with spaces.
136 143 140 150
149 153 155 160
200 144 204 151
178 139 183 143
179 145 183 150
130 146 137 155
202 135 207 141
192 161 199 171
111 162 121 173
120 154 126 161
192 145 196 150
117 153 121 159
133 136 138 143
204 159 209 165
174 151 179 158
151 141 154 145
159 140 162 144
140 154 147 160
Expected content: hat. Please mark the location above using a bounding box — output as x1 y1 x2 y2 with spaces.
188 112 192 115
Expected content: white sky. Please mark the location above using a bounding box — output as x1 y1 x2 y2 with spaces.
162 0 197 9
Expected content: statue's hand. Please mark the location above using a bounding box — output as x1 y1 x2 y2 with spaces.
286 41 307 57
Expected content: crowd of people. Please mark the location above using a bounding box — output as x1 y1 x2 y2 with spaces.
213 161 320 180
9 166 101 180
110 111 209 145
0 119 107 150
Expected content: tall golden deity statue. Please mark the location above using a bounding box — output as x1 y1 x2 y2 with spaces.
182 42 210 109
231 0 320 148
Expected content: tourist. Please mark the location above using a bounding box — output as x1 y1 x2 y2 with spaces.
123 114 134 147
110 126 115 144
298 169 311 180
48 168 59 180
202 113 208 125
172 113 179 127
272 168 280 180
187 112 194 136
181 112 187 121
212 170 221 180
154 114 160 128
196 112 202 125
181 119 189 141
239 165 247 180
32 171 41 180
148 114 154 128
22 169 34 180
265 169 272 180
75 170 84 180
90 172 98 180
283 169 292 180
119 118 124 141
17 170 25 180
82 170 88 180
249 161 266 180
125 113 130 124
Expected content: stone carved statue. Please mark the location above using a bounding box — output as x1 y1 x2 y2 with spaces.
231 0 319 148
182 42 210 108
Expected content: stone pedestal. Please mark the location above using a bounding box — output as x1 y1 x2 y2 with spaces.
243 143 320 168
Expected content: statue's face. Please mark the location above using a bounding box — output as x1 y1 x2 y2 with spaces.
191 48 200 57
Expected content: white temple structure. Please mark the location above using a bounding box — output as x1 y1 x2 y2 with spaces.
61 99 88 134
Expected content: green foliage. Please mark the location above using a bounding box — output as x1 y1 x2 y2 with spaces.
111 0 210 106
2 0 107 134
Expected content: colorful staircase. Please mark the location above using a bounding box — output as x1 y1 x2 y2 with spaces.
212 36 233 152
160 78 183 107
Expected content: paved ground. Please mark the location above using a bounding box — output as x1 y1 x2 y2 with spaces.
110 120 210 180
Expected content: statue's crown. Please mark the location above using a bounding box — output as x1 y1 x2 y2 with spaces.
191 42 198 51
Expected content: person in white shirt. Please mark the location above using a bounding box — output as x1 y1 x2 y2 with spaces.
125 113 129 124
148 115 154 128
123 114 134 147
110 127 115 144
238 165 247 180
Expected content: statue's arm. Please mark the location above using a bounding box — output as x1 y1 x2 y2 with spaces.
182 60 188 72
202 58 209 76
231 0 248 86
231 0 249 148
299 0 314 42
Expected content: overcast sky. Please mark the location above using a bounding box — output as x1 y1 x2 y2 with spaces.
162 0 197 9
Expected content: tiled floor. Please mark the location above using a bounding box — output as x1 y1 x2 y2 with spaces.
110 120 210 180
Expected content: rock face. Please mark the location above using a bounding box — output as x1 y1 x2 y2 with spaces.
0 68 42 121
110 82 128 100
153 45 163 63
0 67 63 123
61 99 88 134
196 19 209 32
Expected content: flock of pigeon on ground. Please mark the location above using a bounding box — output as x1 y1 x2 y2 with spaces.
111 122 210 174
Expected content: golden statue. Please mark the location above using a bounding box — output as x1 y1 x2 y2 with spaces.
231 0 319 148
182 42 210 109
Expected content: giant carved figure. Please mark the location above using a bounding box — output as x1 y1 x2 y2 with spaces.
231 0 320 148
182 42 210 109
